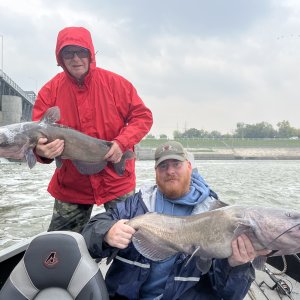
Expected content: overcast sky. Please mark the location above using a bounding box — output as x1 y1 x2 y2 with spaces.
1 0 300 137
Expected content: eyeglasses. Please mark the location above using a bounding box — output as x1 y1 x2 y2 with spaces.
61 48 90 60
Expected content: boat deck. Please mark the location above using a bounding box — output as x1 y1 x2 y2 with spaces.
245 265 299 300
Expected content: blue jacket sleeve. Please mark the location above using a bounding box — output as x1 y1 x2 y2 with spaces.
209 259 255 300
82 192 145 259
82 209 118 259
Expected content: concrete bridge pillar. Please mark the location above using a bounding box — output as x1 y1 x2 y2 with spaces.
0 95 22 126
22 101 33 121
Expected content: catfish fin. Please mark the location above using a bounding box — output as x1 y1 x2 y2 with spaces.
132 229 177 261
72 160 107 175
252 256 267 270
184 246 201 267
55 157 63 169
196 258 212 274
192 198 228 215
113 150 136 176
233 222 253 238
41 106 60 124
209 199 228 210
25 148 37 169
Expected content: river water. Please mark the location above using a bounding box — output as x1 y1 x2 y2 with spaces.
1 159 300 251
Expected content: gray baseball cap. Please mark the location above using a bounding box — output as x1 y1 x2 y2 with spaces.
155 141 188 168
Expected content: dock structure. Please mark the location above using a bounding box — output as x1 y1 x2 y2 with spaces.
0 70 35 126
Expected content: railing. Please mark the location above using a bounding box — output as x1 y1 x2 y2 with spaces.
0 70 35 105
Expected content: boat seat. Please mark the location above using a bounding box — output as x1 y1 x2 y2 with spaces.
0 231 109 300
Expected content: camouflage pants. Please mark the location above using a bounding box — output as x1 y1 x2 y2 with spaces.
103 190 134 210
47 190 134 233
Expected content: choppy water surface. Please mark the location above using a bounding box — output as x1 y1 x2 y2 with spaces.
1 160 300 250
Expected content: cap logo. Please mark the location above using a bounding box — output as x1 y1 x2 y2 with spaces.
160 145 174 154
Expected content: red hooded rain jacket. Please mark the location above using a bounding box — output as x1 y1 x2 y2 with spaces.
32 27 153 205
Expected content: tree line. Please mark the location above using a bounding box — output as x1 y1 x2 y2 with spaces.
147 120 300 139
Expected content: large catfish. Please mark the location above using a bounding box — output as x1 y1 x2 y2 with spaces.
0 106 135 175
127 205 300 273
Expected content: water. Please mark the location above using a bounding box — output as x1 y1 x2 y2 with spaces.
1 160 300 250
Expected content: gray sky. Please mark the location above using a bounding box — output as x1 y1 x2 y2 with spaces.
1 0 300 137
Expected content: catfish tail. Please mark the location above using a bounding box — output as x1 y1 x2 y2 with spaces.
113 150 136 176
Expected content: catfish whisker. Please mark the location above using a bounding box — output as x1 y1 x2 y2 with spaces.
265 223 300 248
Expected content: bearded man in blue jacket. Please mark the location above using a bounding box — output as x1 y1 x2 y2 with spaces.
82 141 270 299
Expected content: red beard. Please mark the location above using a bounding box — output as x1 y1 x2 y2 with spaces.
156 172 191 199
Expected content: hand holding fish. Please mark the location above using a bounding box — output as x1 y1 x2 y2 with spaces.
35 138 64 159
104 141 123 163
104 219 136 249
228 234 271 267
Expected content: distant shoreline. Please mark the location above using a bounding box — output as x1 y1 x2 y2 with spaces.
136 147 300 160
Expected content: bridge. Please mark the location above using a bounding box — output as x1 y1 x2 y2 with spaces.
0 69 35 126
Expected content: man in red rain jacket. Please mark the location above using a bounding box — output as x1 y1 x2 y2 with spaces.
32 26 153 232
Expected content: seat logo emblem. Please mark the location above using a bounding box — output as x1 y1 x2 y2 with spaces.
44 252 59 268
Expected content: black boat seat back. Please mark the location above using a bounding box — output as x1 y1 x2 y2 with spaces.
0 231 109 300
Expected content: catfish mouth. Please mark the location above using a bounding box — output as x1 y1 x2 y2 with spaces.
0 135 8 145
0 144 26 160
265 223 300 252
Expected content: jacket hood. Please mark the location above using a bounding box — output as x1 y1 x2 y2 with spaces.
55 26 96 70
